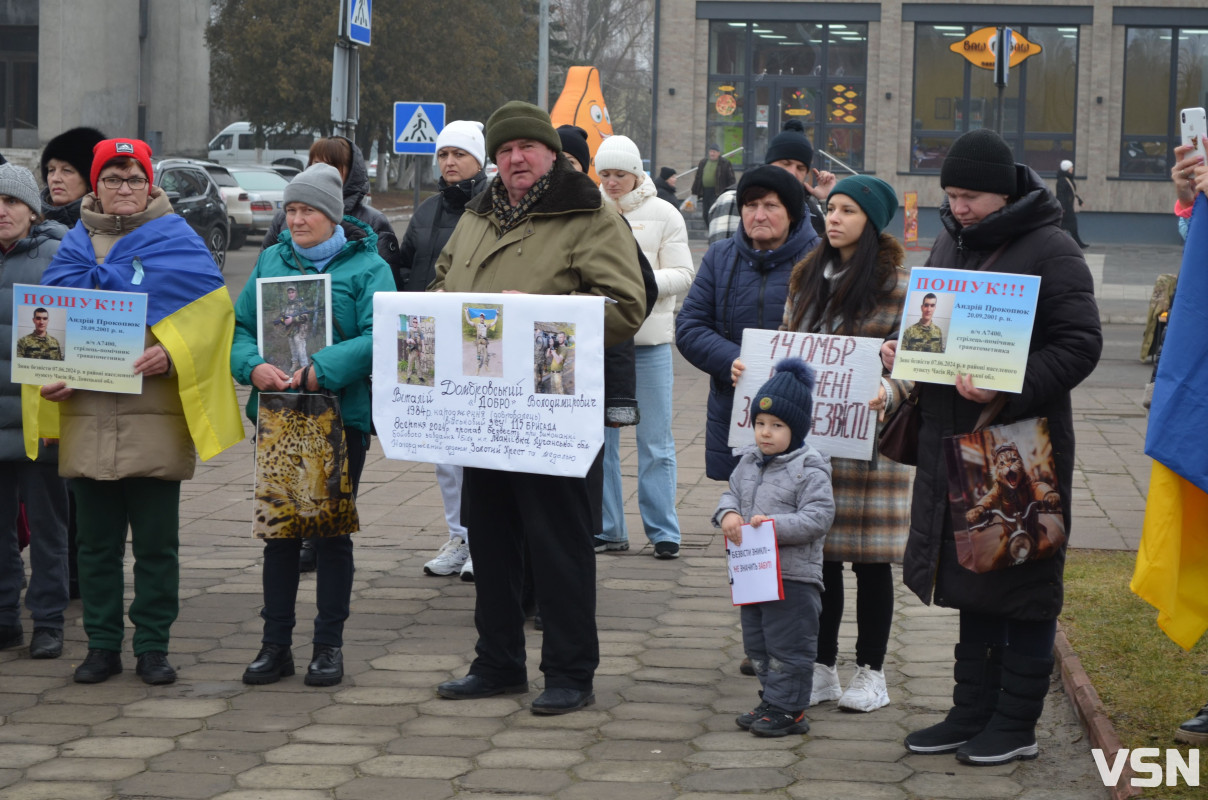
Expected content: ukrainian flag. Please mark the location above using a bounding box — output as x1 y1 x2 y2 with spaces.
23 213 244 463
1132 193 1208 651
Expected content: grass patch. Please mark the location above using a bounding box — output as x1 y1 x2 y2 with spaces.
1062 550 1207 798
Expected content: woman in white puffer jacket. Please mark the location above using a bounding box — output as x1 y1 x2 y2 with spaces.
593 135 696 558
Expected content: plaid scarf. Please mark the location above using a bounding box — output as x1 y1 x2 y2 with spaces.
491 168 555 236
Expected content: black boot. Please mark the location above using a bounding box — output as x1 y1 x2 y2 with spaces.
904 643 1002 754
956 649 1052 766
243 643 295 685
305 644 343 686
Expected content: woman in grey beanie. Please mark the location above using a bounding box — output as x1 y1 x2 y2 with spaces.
0 163 71 662
230 160 396 689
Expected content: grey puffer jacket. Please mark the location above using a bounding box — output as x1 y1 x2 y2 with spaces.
261 136 401 273
712 444 835 587
1 219 68 462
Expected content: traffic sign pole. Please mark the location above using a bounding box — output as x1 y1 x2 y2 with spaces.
332 0 370 138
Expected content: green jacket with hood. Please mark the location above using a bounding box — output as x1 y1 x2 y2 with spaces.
231 215 395 433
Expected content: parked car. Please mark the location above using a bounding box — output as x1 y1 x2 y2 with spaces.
196 163 255 250
227 165 289 237
153 158 230 271
270 162 301 181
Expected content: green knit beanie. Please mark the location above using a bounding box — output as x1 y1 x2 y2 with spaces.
485 101 562 162
828 175 899 235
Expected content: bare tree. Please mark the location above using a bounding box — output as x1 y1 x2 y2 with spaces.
553 0 654 154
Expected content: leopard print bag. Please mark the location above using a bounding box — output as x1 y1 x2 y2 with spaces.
253 389 360 540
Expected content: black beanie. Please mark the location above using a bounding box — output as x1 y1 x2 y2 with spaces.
557 125 591 173
737 165 806 231
40 127 107 190
764 120 814 170
753 358 817 451
940 128 1017 197
658 166 676 181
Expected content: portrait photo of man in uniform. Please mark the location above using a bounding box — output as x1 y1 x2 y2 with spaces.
900 292 947 354
254 274 332 375
15 306 65 361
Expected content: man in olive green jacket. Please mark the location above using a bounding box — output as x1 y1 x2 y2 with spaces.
431 101 645 715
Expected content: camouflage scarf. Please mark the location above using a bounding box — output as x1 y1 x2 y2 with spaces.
491 168 555 237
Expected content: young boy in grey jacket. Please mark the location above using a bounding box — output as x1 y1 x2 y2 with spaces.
713 358 835 737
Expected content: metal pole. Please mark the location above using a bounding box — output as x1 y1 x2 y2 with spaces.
538 0 549 109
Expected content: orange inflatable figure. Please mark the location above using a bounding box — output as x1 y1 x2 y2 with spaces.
550 66 614 182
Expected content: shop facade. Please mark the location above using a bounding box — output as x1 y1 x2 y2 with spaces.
653 0 1208 231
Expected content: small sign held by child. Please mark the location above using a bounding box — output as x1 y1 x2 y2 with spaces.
727 521 783 605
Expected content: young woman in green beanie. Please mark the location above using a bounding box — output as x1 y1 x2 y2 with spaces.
782 174 913 714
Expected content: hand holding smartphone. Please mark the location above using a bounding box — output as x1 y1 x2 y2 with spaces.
1181 107 1207 160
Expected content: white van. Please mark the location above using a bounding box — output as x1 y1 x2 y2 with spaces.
207 122 318 170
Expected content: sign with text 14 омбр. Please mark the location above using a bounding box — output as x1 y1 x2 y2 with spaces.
890 267 1040 393
728 329 884 460
10 283 148 394
371 292 604 478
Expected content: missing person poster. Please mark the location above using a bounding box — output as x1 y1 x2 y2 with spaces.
891 267 1040 393
371 292 605 478
10 283 148 393
728 328 884 460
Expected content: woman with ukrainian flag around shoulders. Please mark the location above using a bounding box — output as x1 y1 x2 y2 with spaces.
34 138 243 687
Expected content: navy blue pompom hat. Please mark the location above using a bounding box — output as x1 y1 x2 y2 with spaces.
752 358 817 451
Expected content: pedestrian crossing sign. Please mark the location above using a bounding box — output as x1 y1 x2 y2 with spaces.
393 102 446 155
348 0 371 46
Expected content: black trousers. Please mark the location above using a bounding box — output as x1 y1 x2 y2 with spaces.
816 560 894 671
261 430 368 648
463 455 602 691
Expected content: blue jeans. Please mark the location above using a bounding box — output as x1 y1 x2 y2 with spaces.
601 343 681 545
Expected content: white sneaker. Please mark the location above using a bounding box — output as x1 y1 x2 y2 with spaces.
811 662 842 706
423 538 469 576
459 556 474 582
837 664 890 712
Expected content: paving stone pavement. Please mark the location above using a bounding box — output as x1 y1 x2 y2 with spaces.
2 231 1167 799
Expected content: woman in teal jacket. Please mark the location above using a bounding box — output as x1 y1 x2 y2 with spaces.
230 164 394 688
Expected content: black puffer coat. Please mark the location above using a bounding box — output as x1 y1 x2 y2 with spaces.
261 137 401 273
395 170 488 291
40 187 84 229
904 164 1102 620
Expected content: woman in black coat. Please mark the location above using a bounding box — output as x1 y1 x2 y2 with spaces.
885 130 1101 767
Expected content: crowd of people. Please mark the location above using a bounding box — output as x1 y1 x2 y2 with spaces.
6 101 1198 760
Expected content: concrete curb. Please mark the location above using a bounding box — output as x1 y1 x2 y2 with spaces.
1055 625 1142 800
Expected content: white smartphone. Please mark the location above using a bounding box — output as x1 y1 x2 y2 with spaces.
1181 107 1207 159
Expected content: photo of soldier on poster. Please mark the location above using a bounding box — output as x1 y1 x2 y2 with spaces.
255 274 332 375
398 314 435 386
462 303 502 377
534 321 575 395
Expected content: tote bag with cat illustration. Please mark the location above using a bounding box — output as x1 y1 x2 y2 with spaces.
253 391 359 539
943 417 1066 573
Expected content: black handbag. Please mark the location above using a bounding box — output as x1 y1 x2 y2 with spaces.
877 385 919 465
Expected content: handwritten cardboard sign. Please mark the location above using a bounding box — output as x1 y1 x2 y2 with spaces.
891 267 1040 392
727 520 783 605
728 329 884 460
371 292 605 478
10 283 148 393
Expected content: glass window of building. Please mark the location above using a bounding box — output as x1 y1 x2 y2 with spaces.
707 20 868 171
1120 27 1208 178
911 24 1078 175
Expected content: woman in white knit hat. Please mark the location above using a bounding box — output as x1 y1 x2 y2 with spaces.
593 135 695 558
397 120 489 583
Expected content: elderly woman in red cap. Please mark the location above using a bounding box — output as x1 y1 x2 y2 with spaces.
38 138 242 687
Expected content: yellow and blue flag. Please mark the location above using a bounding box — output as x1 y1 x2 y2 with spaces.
1133 193 1208 650
24 214 243 462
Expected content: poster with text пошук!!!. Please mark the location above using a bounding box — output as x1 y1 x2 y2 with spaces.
727 520 783 605
371 292 605 478
10 283 147 394
890 267 1040 393
728 328 884 460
